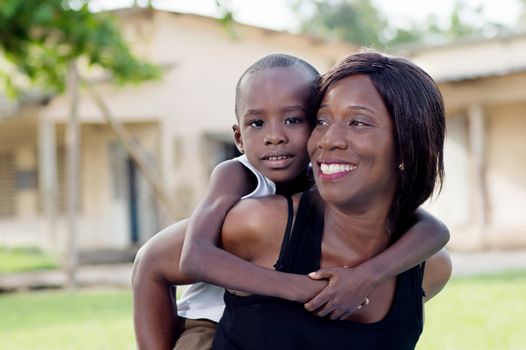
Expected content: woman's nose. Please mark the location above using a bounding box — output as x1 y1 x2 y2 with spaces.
317 123 347 150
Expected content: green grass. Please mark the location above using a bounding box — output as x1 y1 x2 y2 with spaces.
0 288 134 350
0 246 58 274
0 270 525 350
417 270 526 350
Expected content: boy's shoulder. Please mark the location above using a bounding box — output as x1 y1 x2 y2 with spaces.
207 158 257 199
211 158 250 180
214 157 244 170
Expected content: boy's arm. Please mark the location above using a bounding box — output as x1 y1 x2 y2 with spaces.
132 160 322 349
216 195 327 300
180 162 325 301
305 208 450 320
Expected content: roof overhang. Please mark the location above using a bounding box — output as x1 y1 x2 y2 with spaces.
407 30 526 83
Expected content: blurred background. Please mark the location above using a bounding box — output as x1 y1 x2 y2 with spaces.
1 0 525 349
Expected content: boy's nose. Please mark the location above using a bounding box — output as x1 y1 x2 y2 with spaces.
264 133 286 145
264 125 287 145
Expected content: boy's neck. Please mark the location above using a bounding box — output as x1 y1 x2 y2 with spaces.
275 168 313 197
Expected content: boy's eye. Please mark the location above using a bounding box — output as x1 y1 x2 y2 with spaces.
285 117 303 125
249 120 264 128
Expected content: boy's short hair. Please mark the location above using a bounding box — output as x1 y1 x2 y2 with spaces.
314 50 446 240
235 54 320 122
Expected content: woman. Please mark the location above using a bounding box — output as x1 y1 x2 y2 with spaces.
213 51 452 349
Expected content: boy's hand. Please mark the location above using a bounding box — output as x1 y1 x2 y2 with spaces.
304 266 377 320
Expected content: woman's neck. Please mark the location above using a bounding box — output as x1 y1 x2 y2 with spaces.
322 203 391 266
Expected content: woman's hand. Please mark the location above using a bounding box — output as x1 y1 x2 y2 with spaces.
304 265 378 320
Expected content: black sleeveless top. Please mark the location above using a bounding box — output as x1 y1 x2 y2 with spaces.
213 190 425 350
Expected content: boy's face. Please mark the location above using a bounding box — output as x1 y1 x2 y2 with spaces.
234 67 312 183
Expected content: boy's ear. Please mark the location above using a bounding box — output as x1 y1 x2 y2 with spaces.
232 124 245 154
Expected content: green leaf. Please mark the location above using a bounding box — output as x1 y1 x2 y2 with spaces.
0 0 21 19
33 3 55 24
0 0 161 96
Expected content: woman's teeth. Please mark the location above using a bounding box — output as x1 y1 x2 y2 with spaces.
320 163 356 175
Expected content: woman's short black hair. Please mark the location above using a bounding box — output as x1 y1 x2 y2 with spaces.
314 50 446 240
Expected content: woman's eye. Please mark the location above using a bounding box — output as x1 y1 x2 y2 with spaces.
249 120 264 128
350 120 367 127
316 118 328 126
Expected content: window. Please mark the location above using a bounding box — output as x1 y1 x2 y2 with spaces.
203 134 241 174
0 151 15 217
56 146 68 213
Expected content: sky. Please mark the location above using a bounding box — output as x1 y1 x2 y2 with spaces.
93 0 522 32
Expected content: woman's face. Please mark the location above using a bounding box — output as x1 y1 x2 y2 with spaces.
307 74 399 211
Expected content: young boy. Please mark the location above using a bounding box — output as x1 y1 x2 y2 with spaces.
132 54 449 350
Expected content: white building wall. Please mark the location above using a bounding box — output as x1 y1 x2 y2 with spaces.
486 103 526 228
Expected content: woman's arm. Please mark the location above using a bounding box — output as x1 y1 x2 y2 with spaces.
132 220 192 350
422 247 452 301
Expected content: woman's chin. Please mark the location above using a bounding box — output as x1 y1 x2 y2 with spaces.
317 188 354 206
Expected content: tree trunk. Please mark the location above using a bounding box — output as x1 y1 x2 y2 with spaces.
66 61 80 289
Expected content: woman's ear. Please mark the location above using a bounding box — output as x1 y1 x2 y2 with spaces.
232 124 245 154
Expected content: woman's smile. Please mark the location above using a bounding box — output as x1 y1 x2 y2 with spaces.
317 161 357 180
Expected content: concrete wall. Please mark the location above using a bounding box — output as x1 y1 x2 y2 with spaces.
486 103 526 229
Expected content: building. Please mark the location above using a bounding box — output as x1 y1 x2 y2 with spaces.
410 31 526 250
1 8 525 254
0 8 355 253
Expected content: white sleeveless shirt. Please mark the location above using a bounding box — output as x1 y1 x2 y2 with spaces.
177 155 276 322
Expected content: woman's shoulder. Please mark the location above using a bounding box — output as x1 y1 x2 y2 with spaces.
245 193 306 225
221 194 295 261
